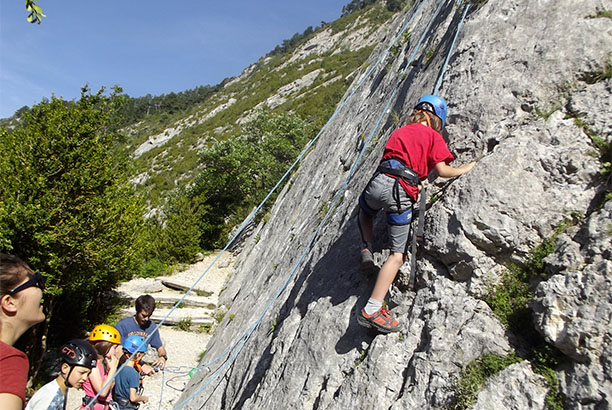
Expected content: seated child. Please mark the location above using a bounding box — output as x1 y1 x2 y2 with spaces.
112 335 148 410
26 339 97 410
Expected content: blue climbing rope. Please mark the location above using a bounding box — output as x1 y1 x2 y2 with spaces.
434 3 471 94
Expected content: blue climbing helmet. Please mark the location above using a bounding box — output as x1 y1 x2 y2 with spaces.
123 335 147 354
415 95 448 127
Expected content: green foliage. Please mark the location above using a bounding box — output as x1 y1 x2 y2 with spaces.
25 0 46 24
354 350 367 367
424 46 436 65
565 106 611 179
177 317 192 331
535 102 563 120
118 84 220 126
387 0 408 12
450 353 522 409
0 86 146 345
483 266 532 331
215 311 226 323
190 110 312 248
579 58 612 84
587 9 612 18
342 0 377 16
479 218 578 409
137 258 169 278
388 30 411 64
198 324 212 333
145 189 201 264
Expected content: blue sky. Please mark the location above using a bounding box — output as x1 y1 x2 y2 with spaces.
0 1 349 118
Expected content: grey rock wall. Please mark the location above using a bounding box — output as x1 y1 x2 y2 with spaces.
180 0 611 408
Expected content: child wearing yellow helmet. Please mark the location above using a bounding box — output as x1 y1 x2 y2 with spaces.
80 325 121 410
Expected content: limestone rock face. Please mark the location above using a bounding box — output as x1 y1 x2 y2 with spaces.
532 202 612 408
179 0 612 408
469 362 549 410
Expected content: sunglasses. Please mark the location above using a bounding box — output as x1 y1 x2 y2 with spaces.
8 271 45 295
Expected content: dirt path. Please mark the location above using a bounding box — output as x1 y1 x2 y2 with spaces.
65 251 235 410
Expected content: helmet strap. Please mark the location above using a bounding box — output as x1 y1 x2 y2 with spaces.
60 367 73 410
420 110 432 128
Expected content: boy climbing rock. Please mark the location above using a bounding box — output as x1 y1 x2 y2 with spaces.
357 95 475 333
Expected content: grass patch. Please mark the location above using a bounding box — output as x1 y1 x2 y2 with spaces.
138 258 170 278
194 289 213 297
587 9 612 19
475 217 580 409
579 59 612 84
354 350 367 367
450 353 522 409
535 103 563 120
198 323 213 333
215 311 226 323
177 317 192 331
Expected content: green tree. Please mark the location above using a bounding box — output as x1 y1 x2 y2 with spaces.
148 189 201 264
0 87 146 376
191 110 312 248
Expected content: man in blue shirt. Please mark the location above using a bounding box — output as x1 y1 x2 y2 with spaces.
115 295 167 374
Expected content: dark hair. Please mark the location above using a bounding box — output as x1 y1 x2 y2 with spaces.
0 254 34 296
406 109 443 133
135 295 156 314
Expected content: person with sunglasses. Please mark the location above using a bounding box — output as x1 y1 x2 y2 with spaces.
0 254 46 410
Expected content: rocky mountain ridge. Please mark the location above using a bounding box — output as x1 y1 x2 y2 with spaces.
175 0 611 409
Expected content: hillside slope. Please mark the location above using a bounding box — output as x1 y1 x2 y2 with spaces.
179 0 611 408
124 5 394 207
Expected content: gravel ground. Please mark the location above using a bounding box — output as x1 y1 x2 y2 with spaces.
64 251 234 410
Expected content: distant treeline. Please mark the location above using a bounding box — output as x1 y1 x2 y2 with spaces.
2 84 222 126
343 0 406 16
267 0 405 57
119 84 222 124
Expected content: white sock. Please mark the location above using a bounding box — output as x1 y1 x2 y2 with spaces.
364 298 382 315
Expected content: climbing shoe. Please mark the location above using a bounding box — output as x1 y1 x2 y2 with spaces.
360 248 377 276
358 307 400 333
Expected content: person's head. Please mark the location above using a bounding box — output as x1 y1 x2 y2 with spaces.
122 335 147 363
134 295 156 326
409 94 448 132
58 339 97 389
0 254 45 342
89 324 121 359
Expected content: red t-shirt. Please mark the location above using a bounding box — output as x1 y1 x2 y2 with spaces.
381 122 454 201
0 340 29 406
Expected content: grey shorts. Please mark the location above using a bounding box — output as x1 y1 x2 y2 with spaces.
360 173 414 253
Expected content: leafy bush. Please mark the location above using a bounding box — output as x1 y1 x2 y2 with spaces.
138 258 168 278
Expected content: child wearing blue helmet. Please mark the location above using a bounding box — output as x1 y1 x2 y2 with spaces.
357 95 476 333
112 335 148 409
